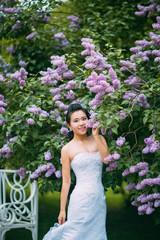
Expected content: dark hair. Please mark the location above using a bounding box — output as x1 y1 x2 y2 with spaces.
66 103 90 140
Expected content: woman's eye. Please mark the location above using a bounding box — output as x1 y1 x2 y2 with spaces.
82 117 87 120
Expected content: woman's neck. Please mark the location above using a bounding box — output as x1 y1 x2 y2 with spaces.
73 134 88 142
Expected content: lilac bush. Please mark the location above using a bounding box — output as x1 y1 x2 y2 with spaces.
0 0 160 222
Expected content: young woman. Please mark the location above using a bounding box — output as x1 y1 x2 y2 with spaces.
42 103 109 240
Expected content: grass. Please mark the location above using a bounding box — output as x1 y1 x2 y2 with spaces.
5 187 160 240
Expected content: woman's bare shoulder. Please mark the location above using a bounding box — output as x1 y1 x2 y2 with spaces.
61 140 73 155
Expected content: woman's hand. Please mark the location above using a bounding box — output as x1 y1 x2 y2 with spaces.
92 127 99 137
58 210 66 225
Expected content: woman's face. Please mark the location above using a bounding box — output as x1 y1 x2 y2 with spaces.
68 110 88 136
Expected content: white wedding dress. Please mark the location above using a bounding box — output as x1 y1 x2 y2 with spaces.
42 151 107 240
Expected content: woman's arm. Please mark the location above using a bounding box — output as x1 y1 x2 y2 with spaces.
58 147 71 224
92 128 110 164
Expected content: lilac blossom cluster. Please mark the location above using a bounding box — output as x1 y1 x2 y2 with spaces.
136 175 160 190
86 111 99 128
137 94 150 108
132 193 160 215
135 1 160 17
27 105 42 115
0 142 12 159
123 91 150 108
116 110 127 122
60 126 69 136
30 163 56 179
119 60 136 71
30 162 62 179
44 150 53 161
54 33 70 49
124 75 141 89
26 105 50 124
84 71 115 107
16 167 27 179
12 22 22 30
0 95 8 115
6 67 28 86
6 44 15 54
81 38 111 70
67 16 80 30
3 7 21 14
26 32 37 40
129 15 160 66
104 151 121 171
116 136 125 146
122 162 149 178
81 38 120 108
142 135 160 154
40 55 72 85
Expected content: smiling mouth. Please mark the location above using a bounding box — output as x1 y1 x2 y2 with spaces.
79 127 86 130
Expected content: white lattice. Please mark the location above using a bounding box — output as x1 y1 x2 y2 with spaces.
0 169 38 240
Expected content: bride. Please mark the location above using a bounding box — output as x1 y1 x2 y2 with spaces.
42 103 109 240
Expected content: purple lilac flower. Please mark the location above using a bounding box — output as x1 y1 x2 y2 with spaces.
137 94 150 108
26 32 36 40
61 39 70 47
0 107 5 114
0 118 4 126
125 183 136 190
45 168 55 177
106 161 119 171
55 170 62 178
124 75 141 89
16 167 27 179
0 101 7 107
0 144 12 153
67 16 80 29
9 137 18 143
116 136 125 146
142 136 160 154
12 22 22 30
120 60 136 71
39 110 49 118
54 33 65 39
40 68 60 85
63 70 74 79
60 127 69 136
31 163 56 179
19 80 26 86
27 118 35 125
116 110 127 121
154 200 160 208
7 68 28 81
65 80 76 90
66 90 75 100
6 45 15 54
27 105 42 115
55 101 67 111
136 176 160 190
0 95 4 100
3 7 21 13
0 75 5 82
44 150 53 161
19 61 26 67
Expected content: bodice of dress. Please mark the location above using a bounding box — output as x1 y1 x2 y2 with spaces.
71 151 103 186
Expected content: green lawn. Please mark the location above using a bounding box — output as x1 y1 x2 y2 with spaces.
5 187 160 240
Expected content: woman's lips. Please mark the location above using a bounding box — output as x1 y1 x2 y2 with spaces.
79 127 86 131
